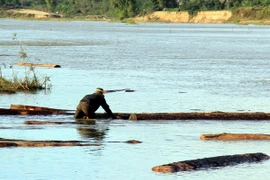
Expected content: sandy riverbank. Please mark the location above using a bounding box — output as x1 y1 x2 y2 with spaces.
2 9 270 25
133 10 232 23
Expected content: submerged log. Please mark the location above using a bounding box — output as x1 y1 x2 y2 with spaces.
200 133 270 140
15 62 61 68
0 138 100 147
152 152 270 173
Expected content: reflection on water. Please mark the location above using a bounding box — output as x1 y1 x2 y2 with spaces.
77 124 109 141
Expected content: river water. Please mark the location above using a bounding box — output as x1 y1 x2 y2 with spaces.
1 19 270 180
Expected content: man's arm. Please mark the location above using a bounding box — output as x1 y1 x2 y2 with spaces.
101 98 115 119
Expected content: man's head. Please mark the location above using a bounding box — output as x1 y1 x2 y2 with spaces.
95 88 105 94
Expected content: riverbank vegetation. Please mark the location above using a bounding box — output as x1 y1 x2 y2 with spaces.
0 64 51 93
0 34 51 94
0 0 270 22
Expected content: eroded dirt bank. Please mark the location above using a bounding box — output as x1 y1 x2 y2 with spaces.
133 10 232 23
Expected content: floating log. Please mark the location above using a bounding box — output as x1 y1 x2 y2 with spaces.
0 104 75 115
0 138 100 148
123 112 270 120
105 88 135 93
0 138 141 147
0 108 67 115
2 105 270 120
125 140 142 144
152 152 270 173
15 62 61 68
10 104 70 112
200 133 270 140
24 121 77 125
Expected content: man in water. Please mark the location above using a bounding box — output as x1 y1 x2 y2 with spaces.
74 88 116 119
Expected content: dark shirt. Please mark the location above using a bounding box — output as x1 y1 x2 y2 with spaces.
80 93 113 117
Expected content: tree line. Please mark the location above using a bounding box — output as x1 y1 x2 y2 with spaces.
1 0 270 19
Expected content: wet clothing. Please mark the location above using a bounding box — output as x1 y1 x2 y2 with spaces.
74 93 114 119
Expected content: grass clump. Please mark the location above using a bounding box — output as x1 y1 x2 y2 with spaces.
0 34 51 94
0 64 51 94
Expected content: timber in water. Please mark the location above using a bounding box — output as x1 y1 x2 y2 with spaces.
0 138 100 147
200 133 270 140
1 104 270 120
152 152 270 173
0 138 142 148
15 62 61 68
0 104 75 115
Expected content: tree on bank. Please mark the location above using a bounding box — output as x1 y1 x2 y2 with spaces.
0 0 270 18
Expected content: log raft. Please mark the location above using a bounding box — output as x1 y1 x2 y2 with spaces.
152 152 270 173
200 133 270 140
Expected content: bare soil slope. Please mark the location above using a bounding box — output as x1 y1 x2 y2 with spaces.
134 10 232 23
7 9 61 18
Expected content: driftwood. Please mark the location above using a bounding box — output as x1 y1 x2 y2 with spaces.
0 138 100 147
15 62 61 68
152 152 270 173
200 133 270 140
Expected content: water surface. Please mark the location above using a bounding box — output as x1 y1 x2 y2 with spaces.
1 19 270 180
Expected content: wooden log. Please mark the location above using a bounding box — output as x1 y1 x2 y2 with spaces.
200 133 270 140
0 104 75 115
0 138 100 147
133 112 270 120
152 152 270 173
0 138 141 147
105 88 135 93
15 62 61 68
24 121 77 125
2 105 270 120
10 104 72 112
0 108 70 115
